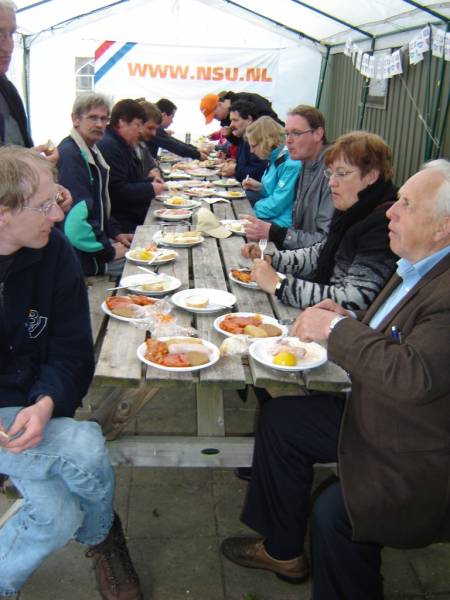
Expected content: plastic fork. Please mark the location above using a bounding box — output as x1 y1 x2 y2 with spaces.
258 238 268 260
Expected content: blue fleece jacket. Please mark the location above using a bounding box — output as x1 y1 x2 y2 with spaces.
0 229 94 417
254 145 301 227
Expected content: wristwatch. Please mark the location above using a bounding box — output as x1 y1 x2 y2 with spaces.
328 315 347 335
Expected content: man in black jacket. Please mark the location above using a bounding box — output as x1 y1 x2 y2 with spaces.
146 97 208 160
0 146 142 600
97 98 166 232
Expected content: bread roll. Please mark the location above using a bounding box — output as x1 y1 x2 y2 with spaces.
185 295 209 308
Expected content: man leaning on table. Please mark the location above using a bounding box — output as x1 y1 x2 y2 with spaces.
222 159 450 600
97 98 166 233
58 92 132 277
0 146 142 600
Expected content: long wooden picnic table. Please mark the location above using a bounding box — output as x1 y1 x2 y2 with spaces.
93 189 349 467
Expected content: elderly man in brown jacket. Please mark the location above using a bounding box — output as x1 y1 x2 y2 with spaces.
221 159 450 600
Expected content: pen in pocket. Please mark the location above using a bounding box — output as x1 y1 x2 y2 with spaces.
391 326 402 343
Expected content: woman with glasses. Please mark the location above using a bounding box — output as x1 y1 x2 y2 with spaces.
243 131 398 310
243 116 301 226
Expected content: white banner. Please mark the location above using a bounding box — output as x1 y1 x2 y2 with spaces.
94 41 280 102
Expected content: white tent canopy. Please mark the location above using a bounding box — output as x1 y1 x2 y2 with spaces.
8 0 450 145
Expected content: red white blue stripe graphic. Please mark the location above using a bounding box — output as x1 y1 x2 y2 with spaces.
94 40 137 84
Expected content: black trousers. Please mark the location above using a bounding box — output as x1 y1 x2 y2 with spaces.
241 395 383 600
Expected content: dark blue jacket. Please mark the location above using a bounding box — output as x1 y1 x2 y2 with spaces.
0 229 94 417
58 130 120 276
146 127 201 159
235 139 267 183
0 76 34 148
97 127 155 232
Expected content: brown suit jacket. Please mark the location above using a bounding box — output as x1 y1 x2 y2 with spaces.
328 252 450 548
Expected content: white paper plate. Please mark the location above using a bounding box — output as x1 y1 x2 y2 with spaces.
221 220 246 236
213 312 287 338
166 171 191 179
153 208 192 221
171 288 237 313
153 230 204 248
217 190 246 199
184 188 216 197
249 337 327 371
101 300 158 323
120 273 181 296
186 168 219 178
228 269 258 289
214 179 240 187
137 337 220 372
163 198 201 209
125 249 178 265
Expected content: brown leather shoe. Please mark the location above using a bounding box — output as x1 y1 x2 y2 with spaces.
86 514 143 600
221 537 308 583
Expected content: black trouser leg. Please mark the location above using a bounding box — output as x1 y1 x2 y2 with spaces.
311 482 383 600
241 394 344 559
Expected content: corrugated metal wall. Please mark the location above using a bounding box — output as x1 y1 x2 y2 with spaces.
319 51 449 186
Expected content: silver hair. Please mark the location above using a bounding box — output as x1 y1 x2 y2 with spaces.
72 92 111 118
421 159 450 216
0 1 17 11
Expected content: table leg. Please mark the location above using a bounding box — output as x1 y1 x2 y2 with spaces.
196 384 225 436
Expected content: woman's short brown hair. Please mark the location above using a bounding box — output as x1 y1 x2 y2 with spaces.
245 116 285 158
325 131 394 181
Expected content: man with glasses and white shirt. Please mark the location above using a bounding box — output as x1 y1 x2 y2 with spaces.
0 146 142 600
242 105 334 250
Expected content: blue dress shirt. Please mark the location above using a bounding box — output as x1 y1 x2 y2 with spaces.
369 245 450 329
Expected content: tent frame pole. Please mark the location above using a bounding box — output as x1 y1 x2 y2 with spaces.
429 21 450 160
316 46 330 108
357 38 376 130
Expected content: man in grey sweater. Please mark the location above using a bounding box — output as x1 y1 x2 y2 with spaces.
243 106 334 250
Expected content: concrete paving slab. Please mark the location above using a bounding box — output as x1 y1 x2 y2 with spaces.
381 548 423 595
130 536 225 600
128 468 216 539
405 544 450 592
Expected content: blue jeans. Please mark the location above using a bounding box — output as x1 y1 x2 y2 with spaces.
0 407 115 596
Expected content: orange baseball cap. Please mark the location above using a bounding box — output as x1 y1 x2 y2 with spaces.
200 93 219 124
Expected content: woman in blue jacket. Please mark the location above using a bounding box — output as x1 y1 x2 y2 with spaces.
243 116 301 227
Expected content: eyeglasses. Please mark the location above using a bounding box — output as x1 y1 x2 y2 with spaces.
285 129 313 138
23 192 64 216
324 168 358 180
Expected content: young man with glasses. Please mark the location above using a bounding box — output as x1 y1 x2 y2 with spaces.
242 105 334 250
0 146 142 600
57 93 132 277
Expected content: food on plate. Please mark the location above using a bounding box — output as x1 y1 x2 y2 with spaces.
144 337 213 368
229 190 244 197
185 294 209 309
230 268 252 284
155 208 192 219
273 351 297 367
141 281 166 292
186 188 214 197
128 244 158 261
162 230 202 244
105 295 157 318
166 196 190 205
243 324 267 338
219 314 282 337
228 222 245 233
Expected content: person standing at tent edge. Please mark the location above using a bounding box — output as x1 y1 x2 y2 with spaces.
0 0 73 213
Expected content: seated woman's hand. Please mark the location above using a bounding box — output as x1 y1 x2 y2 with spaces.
251 259 280 293
242 177 262 192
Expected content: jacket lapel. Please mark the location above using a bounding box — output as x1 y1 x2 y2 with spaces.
363 253 450 328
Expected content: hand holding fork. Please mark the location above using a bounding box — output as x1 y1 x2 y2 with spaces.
258 238 268 261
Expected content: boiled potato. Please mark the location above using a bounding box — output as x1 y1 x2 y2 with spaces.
185 351 209 366
243 324 268 338
259 323 282 337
